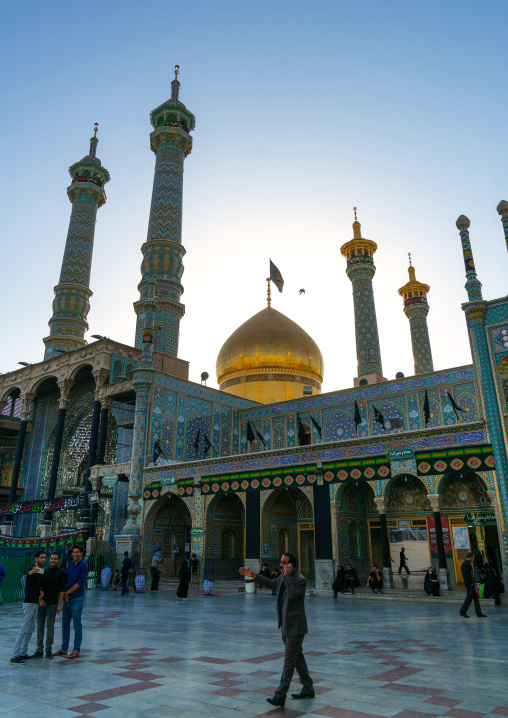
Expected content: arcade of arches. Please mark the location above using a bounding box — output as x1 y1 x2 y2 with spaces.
334 472 501 587
142 472 500 587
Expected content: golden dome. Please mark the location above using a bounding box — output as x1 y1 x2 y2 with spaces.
216 307 324 404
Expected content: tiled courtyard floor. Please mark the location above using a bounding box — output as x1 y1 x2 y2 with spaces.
1 589 507 718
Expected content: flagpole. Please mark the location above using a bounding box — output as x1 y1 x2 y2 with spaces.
267 278 271 307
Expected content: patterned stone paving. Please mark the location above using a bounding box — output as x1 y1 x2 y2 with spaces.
1 590 507 717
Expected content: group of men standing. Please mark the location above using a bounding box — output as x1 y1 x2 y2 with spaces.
10 545 88 664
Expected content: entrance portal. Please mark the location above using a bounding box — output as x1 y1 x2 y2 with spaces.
152 496 192 577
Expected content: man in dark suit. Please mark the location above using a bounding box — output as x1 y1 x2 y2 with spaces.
460 552 487 618
240 553 314 708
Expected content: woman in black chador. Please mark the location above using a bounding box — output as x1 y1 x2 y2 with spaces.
332 565 346 597
176 557 191 600
483 563 503 606
424 566 440 596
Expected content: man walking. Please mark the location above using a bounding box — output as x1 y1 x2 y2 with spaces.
240 553 314 708
54 545 88 658
121 551 132 597
34 551 66 659
150 549 163 591
10 549 46 665
398 547 410 575
459 552 487 618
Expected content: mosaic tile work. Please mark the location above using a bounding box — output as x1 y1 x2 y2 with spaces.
348 265 383 376
405 304 434 374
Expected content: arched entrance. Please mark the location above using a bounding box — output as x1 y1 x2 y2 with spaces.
385 474 432 572
152 495 192 577
205 493 245 579
440 472 500 583
262 488 315 580
336 482 377 577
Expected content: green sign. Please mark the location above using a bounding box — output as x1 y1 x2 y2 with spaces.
102 473 118 487
160 477 176 486
464 512 496 525
387 448 414 461
190 527 205 537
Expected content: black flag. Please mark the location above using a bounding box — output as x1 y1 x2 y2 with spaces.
373 406 385 430
297 413 306 445
255 429 266 447
354 401 362 434
446 392 467 420
270 260 284 293
310 415 322 440
423 390 431 427
152 440 163 464
193 429 201 456
203 435 212 457
246 421 256 443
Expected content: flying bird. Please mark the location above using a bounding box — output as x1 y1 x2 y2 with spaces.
299 288 305 295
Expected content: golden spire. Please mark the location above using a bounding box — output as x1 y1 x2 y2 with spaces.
408 252 412 266
408 252 416 281
174 64 180 81
94 122 98 138
352 206 362 239
354 206 357 221
266 278 271 307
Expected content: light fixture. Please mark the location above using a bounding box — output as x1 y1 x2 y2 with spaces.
18 362 31 367
201 372 209 385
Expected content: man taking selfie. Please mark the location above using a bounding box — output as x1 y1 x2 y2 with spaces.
10 549 46 665
240 553 314 708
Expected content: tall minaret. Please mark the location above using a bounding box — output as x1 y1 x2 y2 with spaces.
134 65 195 355
43 125 110 359
341 210 385 385
398 255 434 375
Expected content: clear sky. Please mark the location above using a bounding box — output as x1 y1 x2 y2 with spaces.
1 2 507 393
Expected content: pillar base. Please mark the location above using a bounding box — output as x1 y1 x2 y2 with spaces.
382 567 394 588
0 523 13 536
115 534 141 556
86 537 99 556
314 559 335 590
37 524 53 538
438 567 451 591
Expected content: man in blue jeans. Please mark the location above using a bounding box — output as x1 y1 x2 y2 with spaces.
54 545 88 658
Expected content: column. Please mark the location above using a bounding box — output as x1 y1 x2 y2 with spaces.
245 491 261 575
88 399 111 541
80 369 110 526
312 483 335 590
42 380 73 531
375 498 393 588
428 494 450 591
2 393 34 533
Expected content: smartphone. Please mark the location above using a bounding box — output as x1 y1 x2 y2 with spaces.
35 567 45 574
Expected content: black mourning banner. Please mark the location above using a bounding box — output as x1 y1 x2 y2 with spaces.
270 260 284 293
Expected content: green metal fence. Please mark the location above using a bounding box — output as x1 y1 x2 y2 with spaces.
0 553 126 605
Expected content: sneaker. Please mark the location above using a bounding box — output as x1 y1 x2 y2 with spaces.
53 650 66 656
46 651 53 659
33 650 44 659
19 654 36 661
10 656 25 665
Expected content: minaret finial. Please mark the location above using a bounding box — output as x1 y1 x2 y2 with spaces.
89 123 99 158
266 278 272 307
94 122 98 138
174 64 180 81
408 252 412 266
353 206 357 221
171 64 181 101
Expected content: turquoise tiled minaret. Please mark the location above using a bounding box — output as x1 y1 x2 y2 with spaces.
457 214 508 579
43 125 110 359
497 200 508 251
398 256 434 375
134 65 195 356
340 211 385 384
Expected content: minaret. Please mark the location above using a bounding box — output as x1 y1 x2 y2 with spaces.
456 215 483 301
340 209 385 385
398 255 434 375
43 125 110 359
134 65 195 356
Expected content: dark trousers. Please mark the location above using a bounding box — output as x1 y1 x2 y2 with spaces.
460 585 482 616
274 633 313 701
346 578 356 593
36 604 57 652
399 561 410 574
150 566 160 590
121 574 129 595
368 578 383 591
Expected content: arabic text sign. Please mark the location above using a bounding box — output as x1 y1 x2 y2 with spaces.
0 495 80 515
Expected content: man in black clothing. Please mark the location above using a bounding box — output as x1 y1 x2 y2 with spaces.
270 567 280 594
258 563 271 588
10 550 46 664
398 547 410 575
460 552 487 618
367 566 383 594
121 551 132 597
35 552 66 659
345 564 359 594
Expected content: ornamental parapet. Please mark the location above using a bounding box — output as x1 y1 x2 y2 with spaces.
149 127 192 156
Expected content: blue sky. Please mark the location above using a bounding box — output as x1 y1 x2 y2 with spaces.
1 2 507 391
